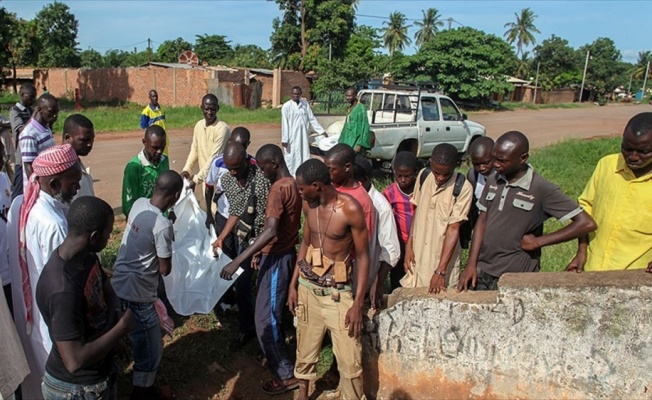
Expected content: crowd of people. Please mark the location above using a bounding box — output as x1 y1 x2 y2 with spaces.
0 82 650 400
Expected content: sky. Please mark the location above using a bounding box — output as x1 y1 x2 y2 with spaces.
2 0 650 63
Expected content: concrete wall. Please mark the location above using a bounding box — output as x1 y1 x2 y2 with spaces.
363 271 652 399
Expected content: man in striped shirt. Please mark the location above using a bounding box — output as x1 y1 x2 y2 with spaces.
19 94 59 185
383 151 418 290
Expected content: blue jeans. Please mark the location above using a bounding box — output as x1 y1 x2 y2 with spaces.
122 300 162 388
42 370 117 400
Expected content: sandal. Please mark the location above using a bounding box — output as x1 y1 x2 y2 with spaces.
261 377 299 395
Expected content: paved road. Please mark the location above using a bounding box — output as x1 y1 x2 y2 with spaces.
86 104 651 211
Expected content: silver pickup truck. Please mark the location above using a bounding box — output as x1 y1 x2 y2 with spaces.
312 87 486 170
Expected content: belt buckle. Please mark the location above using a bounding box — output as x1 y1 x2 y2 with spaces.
313 287 329 296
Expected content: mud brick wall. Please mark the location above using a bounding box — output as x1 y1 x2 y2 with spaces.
34 67 212 107
34 67 311 106
363 271 652 399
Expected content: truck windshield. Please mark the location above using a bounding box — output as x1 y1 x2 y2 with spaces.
421 98 440 121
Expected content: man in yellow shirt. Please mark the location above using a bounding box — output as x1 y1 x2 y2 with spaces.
140 90 169 155
567 112 652 272
181 94 231 194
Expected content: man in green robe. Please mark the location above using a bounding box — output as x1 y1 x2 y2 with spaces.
338 87 371 154
121 125 169 216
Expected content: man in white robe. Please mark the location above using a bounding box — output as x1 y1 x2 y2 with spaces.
281 86 325 176
8 144 81 400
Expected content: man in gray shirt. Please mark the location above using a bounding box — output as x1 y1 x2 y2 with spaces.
9 83 36 199
112 170 183 398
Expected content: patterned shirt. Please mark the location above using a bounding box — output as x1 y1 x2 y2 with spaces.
383 182 415 244
121 150 169 216
19 119 55 164
220 163 270 246
140 104 169 155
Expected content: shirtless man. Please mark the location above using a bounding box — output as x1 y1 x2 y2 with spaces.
288 159 369 400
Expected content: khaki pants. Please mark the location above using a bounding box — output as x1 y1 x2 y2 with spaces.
294 283 364 400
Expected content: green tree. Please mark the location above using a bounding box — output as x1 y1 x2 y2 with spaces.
194 34 233 66
35 2 80 67
414 8 444 48
312 25 381 97
102 49 131 67
80 48 103 68
579 37 627 99
228 44 271 68
382 12 411 55
124 50 152 67
632 50 651 80
412 27 516 100
156 37 192 63
532 35 581 89
270 0 356 70
7 17 39 92
503 7 540 58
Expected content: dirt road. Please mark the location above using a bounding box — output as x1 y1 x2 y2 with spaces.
87 104 651 211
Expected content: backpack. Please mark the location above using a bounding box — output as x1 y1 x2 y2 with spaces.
417 168 472 249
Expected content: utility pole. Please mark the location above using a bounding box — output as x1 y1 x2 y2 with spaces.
642 60 651 98
628 74 633 96
579 50 590 102
532 62 540 104
147 38 152 62
447 17 453 30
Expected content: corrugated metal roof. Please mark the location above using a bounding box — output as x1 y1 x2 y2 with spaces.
139 62 203 70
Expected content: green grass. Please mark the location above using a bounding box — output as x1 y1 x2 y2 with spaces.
51 103 281 133
1 90 281 132
496 101 593 111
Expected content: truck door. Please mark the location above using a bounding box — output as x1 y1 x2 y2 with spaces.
439 97 468 150
417 96 441 157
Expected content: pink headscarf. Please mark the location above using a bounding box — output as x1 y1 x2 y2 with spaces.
18 144 78 334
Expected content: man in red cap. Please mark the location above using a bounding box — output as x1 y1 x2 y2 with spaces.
7 143 81 399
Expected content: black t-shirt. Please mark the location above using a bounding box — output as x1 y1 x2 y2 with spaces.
36 250 114 384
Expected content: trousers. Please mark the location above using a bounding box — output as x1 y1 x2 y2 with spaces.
294 282 364 400
254 250 295 380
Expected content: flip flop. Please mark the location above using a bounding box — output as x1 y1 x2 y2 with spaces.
261 377 299 395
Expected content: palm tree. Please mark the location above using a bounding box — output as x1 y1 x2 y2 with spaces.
383 12 411 56
633 50 651 80
414 8 444 47
504 8 541 58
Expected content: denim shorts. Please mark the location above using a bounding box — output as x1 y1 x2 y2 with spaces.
42 370 116 400
121 300 162 388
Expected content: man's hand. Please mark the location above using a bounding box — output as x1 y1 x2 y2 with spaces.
565 252 587 273
220 261 239 280
180 171 191 180
370 277 385 310
353 145 362 154
404 245 415 274
186 180 196 191
212 238 223 257
457 264 477 292
205 214 215 230
119 309 136 334
344 304 363 338
645 260 652 274
288 287 298 316
429 273 446 294
281 142 287 148
252 253 261 270
521 234 541 251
